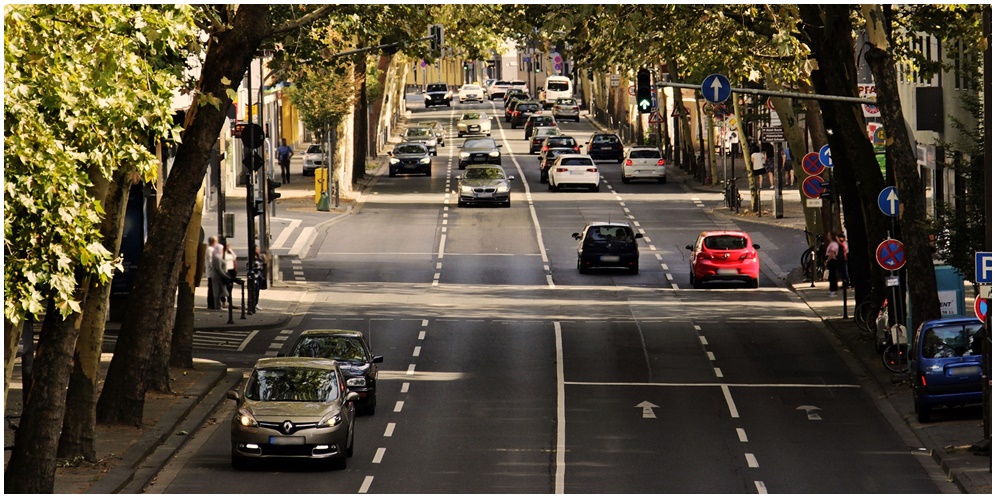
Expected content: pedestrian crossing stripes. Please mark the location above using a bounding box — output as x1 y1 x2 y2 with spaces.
104 329 259 352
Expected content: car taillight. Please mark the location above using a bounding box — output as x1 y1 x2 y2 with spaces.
513 111 519 117
573 146 579 152
542 146 548 152
625 159 633 166
586 167 598 173
657 159 665 166
919 372 928 387
556 168 568 172
739 251 757 261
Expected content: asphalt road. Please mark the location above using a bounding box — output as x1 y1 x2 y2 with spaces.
147 100 943 494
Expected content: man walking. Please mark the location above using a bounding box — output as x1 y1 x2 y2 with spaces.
277 138 293 184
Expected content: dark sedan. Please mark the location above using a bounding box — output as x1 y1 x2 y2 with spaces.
509 101 542 129
586 132 624 163
458 137 502 169
285 329 384 415
573 222 643 274
387 142 432 177
456 164 514 207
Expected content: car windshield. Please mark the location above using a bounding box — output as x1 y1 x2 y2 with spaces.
395 144 426 154
704 236 748 250
244 366 340 402
561 157 594 166
518 104 540 112
556 99 577 105
921 323 984 359
630 149 662 159
406 128 431 138
592 135 620 144
291 336 367 362
534 128 559 138
547 81 570 91
587 226 633 242
462 85 481 91
426 84 447 92
306 145 322 154
464 139 495 149
464 167 504 180
462 113 482 120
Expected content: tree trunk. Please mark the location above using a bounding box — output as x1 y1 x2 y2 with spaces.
799 5 893 307
4 319 19 405
5 300 82 493
353 50 368 182
170 184 205 369
58 168 134 461
862 4 941 329
96 5 272 426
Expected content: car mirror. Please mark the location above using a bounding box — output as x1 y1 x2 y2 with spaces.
634 233 644 239
455 175 462 180
572 233 581 240
497 144 503 148
387 151 393 156
226 390 240 401
753 243 761 249
372 355 384 363
345 391 361 403
685 244 693 251
508 175 516 181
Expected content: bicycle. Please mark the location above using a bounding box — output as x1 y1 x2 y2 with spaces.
724 177 742 212
881 322 909 373
801 229 826 282
854 297 885 337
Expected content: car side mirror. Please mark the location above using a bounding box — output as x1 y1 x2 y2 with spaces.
372 355 384 363
508 175 516 181
345 392 361 403
685 244 694 251
387 151 393 156
572 233 582 240
753 243 761 249
455 175 462 180
227 390 241 401
497 144 503 148
634 233 644 239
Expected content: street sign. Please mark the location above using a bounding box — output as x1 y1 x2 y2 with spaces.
610 74 620 87
802 152 824 176
878 186 899 217
628 85 636 96
648 111 664 124
671 106 683 117
819 144 833 168
974 295 989 323
977 252 993 283
701 73 732 104
802 175 825 199
805 198 824 208
760 126 784 142
876 238 906 271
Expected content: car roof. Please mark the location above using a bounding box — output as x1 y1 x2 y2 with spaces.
253 356 340 370
697 230 752 238
556 153 591 159
919 316 985 329
628 146 660 150
587 221 633 228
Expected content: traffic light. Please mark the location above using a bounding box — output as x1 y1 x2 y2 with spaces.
267 181 281 202
429 24 443 52
637 68 652 114
463 61 469 70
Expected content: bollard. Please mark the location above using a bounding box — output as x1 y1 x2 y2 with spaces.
227 290 234 324
842 280 849 319
240 282 246 319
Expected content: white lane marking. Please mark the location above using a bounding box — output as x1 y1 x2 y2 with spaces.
406 364 416 375
422 319 429 327
737 428 748 442
401 382 410 393
714 367 724 378
707 351 716 361
413 346 421 357
722 384 740 418
359 476 374 494
755 481 768 494
745 453 759 468
554 321 566 494
237 330 259 352
271 219 302 249
693 325 701 331
699 336 709 345
438 234 446 259
393 401 404 413
564 381 861 388
288 226 316 257
372 447 386 464
418 330 426 340
384 423 396 437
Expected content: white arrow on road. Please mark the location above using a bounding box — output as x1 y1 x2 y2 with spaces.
796 405 822 421
636 401 659 419
710 77 724 102
887 189 899 215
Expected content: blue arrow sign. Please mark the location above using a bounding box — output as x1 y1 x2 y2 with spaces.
819 144 833 168
877 187 899 217
701 74 731 104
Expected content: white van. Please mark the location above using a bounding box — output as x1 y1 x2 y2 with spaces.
542 76 573 108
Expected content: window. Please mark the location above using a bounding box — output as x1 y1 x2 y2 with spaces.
921 324 984 359
704 236 748 250
630 149 662 159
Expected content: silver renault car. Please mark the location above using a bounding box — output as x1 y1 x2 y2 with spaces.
228 357 358 470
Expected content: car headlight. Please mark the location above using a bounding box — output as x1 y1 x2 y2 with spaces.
460 152 470 159
426 139 436 147
419 157 431 164
460 185 474 194
488 151 500 157
319 412 343 428
496 184 510 193
236 407 258 427
346 377 367 387
457 123 467 130
423 95 431 101
389 158 400 165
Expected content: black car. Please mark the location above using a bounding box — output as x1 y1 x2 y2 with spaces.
586 133 624 163
523 114 557 140
387 142 432 177
509 101 542 128
284 329 384 415
423 82 451 108
538 147 575 183
503 88 529 107
540 135 581 155
504 96 530 122
458 137 502 169
456 164 514 208
573 222 643 274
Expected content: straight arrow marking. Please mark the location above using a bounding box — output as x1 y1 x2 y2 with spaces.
635 400 659 419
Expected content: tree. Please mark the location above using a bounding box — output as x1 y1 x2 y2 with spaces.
4 5 197 492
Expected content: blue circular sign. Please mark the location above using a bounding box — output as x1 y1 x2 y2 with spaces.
819 144 833 168
877 186 899 217
802 152 824 176
701 74 731 104
876 238 906 271
802 175 825 199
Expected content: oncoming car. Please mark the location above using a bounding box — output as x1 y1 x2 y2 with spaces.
458 137 502 169
456 164 514 208
456 112 492 138
403 127 439 156
686 230 760 288
285 329 384 415
458 84 485 103
228 357 358 470
423 82 452 107
387 142 432 177
573 222 643 274
302 144 323 176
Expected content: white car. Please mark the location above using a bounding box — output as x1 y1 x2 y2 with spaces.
548 154 600 192
621 146 666 184
456 112 492 137
458 84 485 103
302 144 323 176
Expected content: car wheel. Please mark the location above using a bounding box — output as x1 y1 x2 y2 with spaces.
511 123 517 129
389 169 397 177
621 176 630 184
433 151 438 156
487 132 492 137
459 164 466 170
578 258 587 274
659 176 667 184
548 181 555 191
232 452 251 470
424 168 431 177
630 265 639 275
590 184 599 192
748 278 759 289
576 117 581 123
457 200 466 207
915 398 932 423
458 132 464 138
330 453 348 471
539 174 547 183
692 274 703 289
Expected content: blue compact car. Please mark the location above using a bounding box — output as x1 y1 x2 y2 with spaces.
911 316 985 423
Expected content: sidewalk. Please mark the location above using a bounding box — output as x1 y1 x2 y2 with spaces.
5 115 989 494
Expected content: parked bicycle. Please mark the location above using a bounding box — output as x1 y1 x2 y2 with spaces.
854 296 885 338
801 229 826 282
881 322 909 373
724 177 742 212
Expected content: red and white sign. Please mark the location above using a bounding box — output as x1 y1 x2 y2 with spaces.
876 238 907 271
648 111 664 124
859 84 879 118
975 295 989 323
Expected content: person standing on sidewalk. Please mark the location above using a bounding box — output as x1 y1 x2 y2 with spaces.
205 236 218 309
750 145 767 189
836 232 849 287
782 146 794 187
824 232 841 297
277 138 293 184
210 239 230 309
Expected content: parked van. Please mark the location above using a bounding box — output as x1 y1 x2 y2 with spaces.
542 76 573 108
911 316 985 422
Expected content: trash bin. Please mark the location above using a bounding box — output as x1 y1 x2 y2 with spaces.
907 264 968 337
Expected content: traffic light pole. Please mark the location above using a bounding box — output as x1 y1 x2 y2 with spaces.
244 68 257 315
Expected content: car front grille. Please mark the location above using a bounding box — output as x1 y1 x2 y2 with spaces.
472 187 497 193
259 420 318 435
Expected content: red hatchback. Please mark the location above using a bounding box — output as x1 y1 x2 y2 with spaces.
686 230 760 288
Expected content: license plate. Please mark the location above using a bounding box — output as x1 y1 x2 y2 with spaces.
948 366 981 376
570 170 585 175
476 192 492 198
269 436 305 445
469 126 479 131
601 255 620 262
717 268 739 275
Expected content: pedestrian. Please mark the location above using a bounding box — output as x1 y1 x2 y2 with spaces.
764 154 775 189
223 240 238 294
750 145 767 189
205 236 218 309
210 238 230 309
277 138 293 184
782 146 794 187
824 232 841 297
250 246 268 310
836 232 850 287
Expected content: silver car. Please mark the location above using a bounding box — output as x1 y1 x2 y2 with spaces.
456 112 492 138
228 357 358 470
302 144 323 176
456 164 514 207
403 127 439 156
